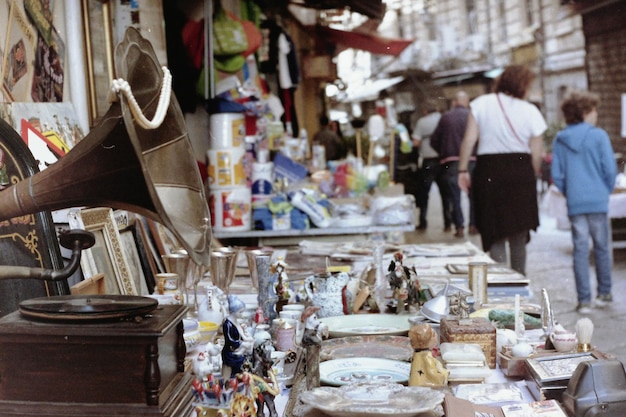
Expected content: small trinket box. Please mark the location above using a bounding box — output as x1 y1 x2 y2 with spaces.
440 317 497 368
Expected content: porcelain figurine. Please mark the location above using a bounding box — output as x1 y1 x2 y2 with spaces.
387 252 420 314
408 323 449 387
251 328 279 417
449 291 470 320
270 257 291 314
301 306 329 390
222 295 254 379
193 341 223 378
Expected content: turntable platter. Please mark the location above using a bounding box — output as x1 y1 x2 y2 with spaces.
19 295 159 321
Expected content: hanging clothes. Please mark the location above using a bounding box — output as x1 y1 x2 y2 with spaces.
277 31 300 135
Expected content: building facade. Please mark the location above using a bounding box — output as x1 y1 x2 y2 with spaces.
370 0 588 136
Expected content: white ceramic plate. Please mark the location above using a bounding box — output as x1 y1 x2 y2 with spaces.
319 357 411 386
320 314 410 338
300 382 444 417
320 335 413 362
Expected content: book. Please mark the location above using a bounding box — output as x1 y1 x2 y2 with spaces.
502 399 568 417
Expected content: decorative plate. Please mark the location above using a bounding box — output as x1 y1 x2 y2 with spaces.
321 335 413 362
319 357 411 386
320 314 410 338
299 382 444 417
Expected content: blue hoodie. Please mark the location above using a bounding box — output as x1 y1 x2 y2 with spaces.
551 122 617 216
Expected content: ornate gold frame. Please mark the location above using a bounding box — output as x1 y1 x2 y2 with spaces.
68 207 137 295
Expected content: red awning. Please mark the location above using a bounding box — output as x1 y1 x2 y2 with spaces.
315 26 414 57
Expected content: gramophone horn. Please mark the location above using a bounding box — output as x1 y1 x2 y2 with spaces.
0 28 211 266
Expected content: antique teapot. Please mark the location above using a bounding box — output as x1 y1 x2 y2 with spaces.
198 283 228 324
304 271 351 318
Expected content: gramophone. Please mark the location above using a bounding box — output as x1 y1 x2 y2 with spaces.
0 28 211 416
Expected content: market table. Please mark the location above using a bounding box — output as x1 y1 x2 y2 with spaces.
185 241 570 416
214 223 415 246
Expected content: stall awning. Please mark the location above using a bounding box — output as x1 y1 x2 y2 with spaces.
292 0 386 20
339 75 404 103
315 26 414 57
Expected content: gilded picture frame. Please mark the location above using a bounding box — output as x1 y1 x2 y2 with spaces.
68 207 137 295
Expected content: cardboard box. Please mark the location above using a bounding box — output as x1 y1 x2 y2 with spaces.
443 393 504 417
440 317 497 368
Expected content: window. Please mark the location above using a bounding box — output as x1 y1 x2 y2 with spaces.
498 0 507 39
524 0 538 27
466 0 478 34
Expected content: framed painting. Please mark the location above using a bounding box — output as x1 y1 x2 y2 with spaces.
67 207 137 295
119 224 149 295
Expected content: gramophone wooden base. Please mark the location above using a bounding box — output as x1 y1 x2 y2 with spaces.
0 304 193 417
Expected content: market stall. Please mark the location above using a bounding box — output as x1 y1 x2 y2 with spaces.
177 240 620 417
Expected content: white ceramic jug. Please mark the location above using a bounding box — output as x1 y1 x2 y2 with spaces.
304 272 350 318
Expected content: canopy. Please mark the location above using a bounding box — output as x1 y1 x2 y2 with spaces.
315 26 414 57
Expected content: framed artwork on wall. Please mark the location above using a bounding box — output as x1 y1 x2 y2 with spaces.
68 207 137 295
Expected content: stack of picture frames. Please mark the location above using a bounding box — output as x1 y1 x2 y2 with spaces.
67 206 183 296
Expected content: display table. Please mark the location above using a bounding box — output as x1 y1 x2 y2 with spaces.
214 223 415 246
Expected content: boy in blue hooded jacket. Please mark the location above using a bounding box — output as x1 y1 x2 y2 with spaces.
551 90 618 314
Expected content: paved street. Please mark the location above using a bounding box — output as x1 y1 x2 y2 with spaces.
404 184 626 364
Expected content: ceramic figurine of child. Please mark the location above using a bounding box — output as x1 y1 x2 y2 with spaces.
221 294 254 379
408 323 449 387
301 306 328 389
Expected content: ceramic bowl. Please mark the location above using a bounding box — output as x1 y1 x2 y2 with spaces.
198 321 219 344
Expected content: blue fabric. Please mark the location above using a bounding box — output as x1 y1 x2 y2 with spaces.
570 213 612 303
551 122 617 216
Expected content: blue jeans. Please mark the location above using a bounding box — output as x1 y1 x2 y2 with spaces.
570 213 612 304
442 160 476 230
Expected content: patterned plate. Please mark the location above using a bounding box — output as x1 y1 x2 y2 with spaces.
319 357 411 386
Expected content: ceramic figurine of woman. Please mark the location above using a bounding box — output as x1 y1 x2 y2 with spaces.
222 295 254 379
301 306 328 389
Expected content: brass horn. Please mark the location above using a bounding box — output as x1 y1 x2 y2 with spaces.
0 27 212 267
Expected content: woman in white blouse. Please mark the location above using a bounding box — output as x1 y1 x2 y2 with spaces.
458 65 547 275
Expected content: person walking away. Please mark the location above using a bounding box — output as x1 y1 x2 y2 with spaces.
431 91 476 238
312 115 347 163
550 90 617 314
458 65 547 275
412 104 452 231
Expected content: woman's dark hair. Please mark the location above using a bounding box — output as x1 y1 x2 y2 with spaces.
560 90 599 124
493 65 536 99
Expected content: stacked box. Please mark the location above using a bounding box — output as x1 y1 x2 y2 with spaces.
440 317 497 368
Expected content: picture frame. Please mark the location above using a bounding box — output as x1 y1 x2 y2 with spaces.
81 0 115 125
118 223 150 295
525 352 599 385
67 207 137 295
129 218 157 294
137 215 165 275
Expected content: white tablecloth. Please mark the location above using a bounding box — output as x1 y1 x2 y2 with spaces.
542 184 626 219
